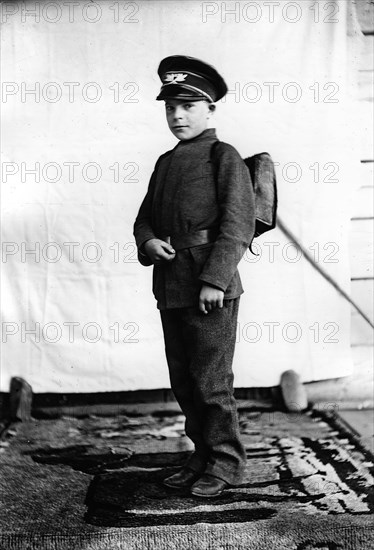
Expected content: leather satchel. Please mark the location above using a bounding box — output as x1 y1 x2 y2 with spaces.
210 141 277 246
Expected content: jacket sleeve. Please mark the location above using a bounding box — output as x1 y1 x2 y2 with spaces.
133 161 160 267
198 143 256 291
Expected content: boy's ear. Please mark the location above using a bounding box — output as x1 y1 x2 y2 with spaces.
207 103 216 118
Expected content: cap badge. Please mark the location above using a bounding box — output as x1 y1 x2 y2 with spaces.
164 73 188 84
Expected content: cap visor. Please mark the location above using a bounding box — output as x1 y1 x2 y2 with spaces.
156 85 209 101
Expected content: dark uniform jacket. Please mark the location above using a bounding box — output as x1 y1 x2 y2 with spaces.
133 128 255 309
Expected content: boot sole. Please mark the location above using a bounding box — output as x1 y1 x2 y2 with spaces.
190 488 226 498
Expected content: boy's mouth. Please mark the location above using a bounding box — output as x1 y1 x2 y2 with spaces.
173 125 188 129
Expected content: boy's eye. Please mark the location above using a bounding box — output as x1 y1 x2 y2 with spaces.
184 103 193 109
165 105 174 112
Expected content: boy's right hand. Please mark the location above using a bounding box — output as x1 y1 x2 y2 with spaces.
144 239 176 264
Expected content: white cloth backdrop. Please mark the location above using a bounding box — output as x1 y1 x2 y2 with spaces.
1 0 362 392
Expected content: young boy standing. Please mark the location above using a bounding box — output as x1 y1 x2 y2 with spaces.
134 55 256 497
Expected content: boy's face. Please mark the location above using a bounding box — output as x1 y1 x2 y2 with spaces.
164 99 212 141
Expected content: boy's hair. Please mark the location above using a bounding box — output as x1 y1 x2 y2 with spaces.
164 98 216 111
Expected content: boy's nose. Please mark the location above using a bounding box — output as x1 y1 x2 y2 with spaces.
173 107 184 119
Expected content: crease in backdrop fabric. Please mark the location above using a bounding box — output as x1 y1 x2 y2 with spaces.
1 0 363 392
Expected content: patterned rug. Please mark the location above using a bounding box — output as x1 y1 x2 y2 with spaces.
0 407 373 549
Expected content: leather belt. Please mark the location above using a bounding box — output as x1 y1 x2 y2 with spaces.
161 228 218 251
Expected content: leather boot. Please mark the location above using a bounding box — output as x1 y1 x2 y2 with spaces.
163 468 201 489
191 473 229 497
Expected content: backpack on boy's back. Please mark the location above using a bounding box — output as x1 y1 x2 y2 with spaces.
210 141 277 251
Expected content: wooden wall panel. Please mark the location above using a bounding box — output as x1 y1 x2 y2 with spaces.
351 186 374 218
351 1 373 346
350 220 373 279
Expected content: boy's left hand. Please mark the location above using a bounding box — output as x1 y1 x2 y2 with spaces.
199 285 224 314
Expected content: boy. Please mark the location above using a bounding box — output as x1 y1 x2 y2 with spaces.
134 55 256 497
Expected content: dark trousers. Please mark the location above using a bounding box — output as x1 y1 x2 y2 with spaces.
160 298 245 485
